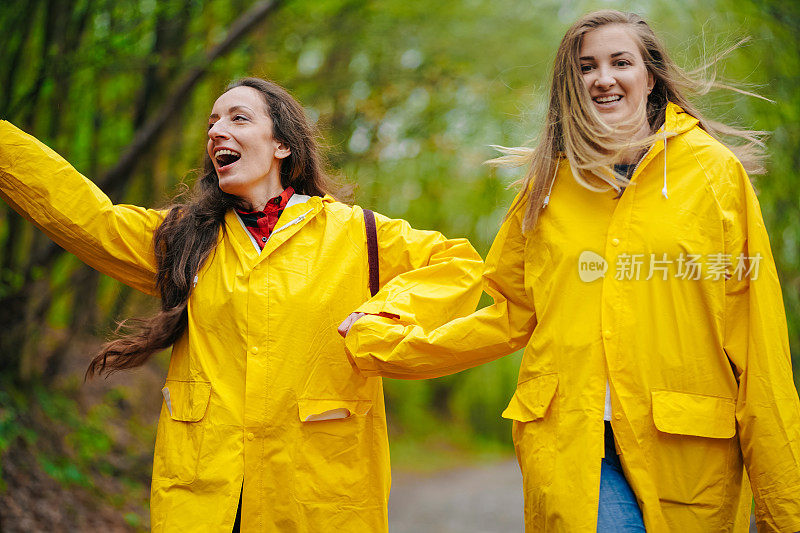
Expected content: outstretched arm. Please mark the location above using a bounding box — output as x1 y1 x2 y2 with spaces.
351 209 485 330
0 121 164 295
343 197 536 379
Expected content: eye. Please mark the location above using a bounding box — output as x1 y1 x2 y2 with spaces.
233 114 248 122
614 59 632 67
207 121 216 130
580 64 594 73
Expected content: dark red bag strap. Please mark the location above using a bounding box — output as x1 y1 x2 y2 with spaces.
363 209 379 297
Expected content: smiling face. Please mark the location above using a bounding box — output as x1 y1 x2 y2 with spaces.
207 86 290 210
579 24 654 139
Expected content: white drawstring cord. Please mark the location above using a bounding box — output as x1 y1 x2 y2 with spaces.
542 158 560 208
661 134 668 199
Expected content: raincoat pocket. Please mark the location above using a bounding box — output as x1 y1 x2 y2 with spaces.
153 380 212 484
650 389 739 507
503 374 559 522
297 398 373 422
292 398 374 504
651 389 735 439
501 373 559 422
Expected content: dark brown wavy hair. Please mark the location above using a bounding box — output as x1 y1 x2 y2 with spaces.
86 78 340 377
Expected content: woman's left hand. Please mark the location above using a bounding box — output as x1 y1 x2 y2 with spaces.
338 312 366 338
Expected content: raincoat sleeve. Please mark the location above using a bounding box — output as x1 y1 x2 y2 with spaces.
721 160 800 531
0 121 162 295
345 196 536 379
353 210 484 330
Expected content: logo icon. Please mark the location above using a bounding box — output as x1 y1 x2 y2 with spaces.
578 251 608 282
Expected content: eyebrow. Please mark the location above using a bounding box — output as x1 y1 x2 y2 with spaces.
208 105 255 120
579 51 634 61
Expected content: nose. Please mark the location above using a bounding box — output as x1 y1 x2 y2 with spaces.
207 120 229 140
594 66 616 90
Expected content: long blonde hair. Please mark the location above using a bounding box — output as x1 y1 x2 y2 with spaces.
489 10 767 232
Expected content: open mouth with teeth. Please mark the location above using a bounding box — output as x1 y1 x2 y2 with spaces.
215 149 241 169
593 95 622 104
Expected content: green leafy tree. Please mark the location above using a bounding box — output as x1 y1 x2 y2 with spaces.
0 0 797 447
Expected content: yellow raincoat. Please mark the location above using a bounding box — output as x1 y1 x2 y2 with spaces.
345 103 800 532
0 121 483 532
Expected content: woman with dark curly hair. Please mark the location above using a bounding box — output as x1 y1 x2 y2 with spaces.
0 77 482 532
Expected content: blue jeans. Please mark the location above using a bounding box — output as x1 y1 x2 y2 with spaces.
597 421 646 532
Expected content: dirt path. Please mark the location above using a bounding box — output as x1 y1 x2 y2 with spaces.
389 459 758 532
388 459 524 533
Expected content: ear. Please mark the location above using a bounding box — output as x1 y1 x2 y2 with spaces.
646 70 655 95
275 141 291 160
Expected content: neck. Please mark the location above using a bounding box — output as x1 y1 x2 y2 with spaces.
615 121 652 165
246 176 284 211
616 149 644 165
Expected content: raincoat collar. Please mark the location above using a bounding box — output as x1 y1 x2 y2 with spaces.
626 102 699 199
634 102 698 172
544 102 700 206
663 101 699 135
226 194 329 262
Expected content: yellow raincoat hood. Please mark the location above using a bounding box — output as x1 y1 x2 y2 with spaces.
346 103 800 532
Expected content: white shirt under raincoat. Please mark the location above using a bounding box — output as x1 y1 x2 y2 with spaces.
345 103 800 532
0 121 484 532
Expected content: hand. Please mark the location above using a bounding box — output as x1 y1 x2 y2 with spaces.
338 312 366 338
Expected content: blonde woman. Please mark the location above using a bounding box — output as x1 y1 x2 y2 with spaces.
339 11 800 532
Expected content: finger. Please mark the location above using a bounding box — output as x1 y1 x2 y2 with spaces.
338 314 355 338
338 312 365 338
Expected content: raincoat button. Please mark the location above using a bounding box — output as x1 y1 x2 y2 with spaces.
603 330 612 340
247 432 255 441
611 238 620 246
250 346 259 354
614 413 622 420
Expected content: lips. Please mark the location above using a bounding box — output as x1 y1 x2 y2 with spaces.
214 148 241 169
592 94 622 105
592 94 623 111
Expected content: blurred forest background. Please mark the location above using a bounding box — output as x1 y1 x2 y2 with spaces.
0 0 798 529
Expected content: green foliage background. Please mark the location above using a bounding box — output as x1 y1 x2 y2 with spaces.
0 0 798 523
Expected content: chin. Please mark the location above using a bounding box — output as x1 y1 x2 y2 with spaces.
600 111 633 127
217 181 242 197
